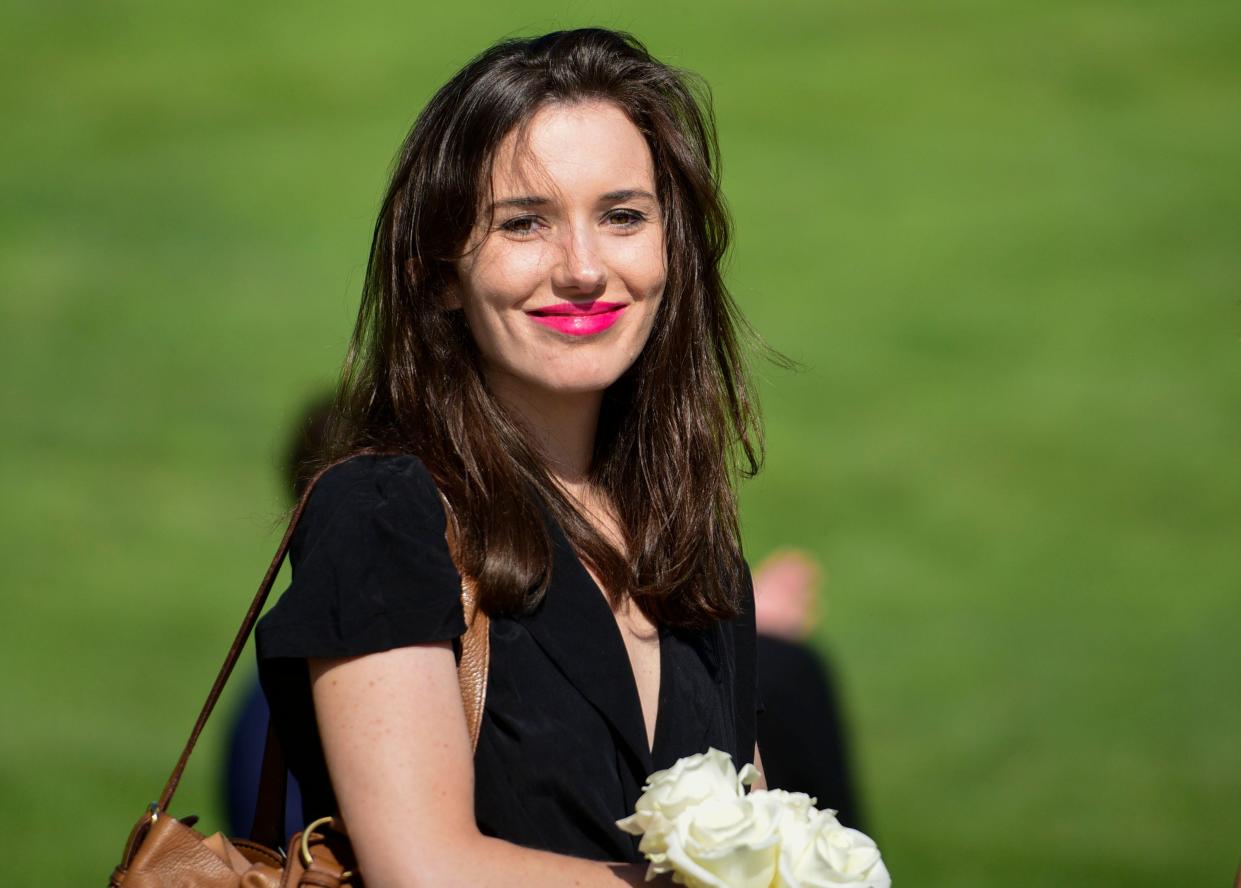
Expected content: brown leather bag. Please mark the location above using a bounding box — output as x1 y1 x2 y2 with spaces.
109 459 490 887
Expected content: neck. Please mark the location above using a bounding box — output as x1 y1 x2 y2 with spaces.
486 371 602 493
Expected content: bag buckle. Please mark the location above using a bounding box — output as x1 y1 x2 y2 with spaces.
299 815 354 880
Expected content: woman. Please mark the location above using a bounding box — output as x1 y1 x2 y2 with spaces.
257 28 766 885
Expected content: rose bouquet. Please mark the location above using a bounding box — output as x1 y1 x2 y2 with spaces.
617 748 890 888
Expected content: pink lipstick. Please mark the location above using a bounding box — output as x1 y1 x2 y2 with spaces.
526 300 627 336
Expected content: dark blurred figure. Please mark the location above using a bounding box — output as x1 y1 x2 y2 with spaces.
225 397 865 835
752 550 866 831
223 393 334 839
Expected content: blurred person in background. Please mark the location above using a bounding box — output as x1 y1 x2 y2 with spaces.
754 551 865 831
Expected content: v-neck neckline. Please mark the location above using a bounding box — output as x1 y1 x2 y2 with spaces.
546 508 667 762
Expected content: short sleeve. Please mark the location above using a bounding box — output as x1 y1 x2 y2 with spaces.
256 453 466 662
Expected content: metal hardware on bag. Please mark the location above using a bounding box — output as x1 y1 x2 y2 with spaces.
299 816 333 866
300 816 354 880
146 801 160 823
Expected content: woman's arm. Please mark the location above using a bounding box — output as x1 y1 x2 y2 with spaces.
310 643 660 887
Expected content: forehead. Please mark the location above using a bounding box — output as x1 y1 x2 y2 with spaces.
489 100 656 198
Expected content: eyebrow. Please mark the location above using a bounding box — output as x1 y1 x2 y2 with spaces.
601 188 658 203
487 188 658 213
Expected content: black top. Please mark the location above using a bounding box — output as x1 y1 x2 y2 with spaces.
256 453 759 863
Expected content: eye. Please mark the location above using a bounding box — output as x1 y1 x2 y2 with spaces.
498 215 545 237
606 208 647 229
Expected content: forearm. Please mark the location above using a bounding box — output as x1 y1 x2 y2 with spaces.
312 648 669 887
370 832 664 888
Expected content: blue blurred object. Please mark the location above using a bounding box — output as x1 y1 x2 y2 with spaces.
224 676 305 841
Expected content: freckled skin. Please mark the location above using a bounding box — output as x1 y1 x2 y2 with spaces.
451 100 667 401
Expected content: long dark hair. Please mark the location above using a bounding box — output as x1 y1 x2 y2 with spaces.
324 28 761 628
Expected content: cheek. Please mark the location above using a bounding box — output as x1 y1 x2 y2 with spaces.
616 236 667 297
459 245 550 335
611 235 667 355
468 243 550 303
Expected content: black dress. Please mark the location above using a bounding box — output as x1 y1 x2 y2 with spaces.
256 453 759 863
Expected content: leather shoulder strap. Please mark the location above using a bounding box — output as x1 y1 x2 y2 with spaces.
458 577 490 749
439 489 489 750
156 452 489 815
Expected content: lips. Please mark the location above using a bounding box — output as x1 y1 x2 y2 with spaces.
526 300 627 336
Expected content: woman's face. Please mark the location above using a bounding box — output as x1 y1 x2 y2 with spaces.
450 100 666 405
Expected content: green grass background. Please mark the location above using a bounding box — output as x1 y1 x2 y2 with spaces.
2 1 1238 884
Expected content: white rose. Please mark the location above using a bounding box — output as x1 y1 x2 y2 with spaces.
753 789 820 877
757 789 819 820
658 791 786 888
617 747 760 859
778 810 890 888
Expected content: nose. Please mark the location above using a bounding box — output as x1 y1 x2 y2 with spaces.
550 224 607 295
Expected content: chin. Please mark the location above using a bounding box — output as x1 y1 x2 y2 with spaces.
504 361 623 396
539 374 625 396
514 351 635 394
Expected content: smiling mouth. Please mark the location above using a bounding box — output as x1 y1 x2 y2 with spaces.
526 300 627 335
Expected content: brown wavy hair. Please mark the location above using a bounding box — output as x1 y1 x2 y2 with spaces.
323 28 762 628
